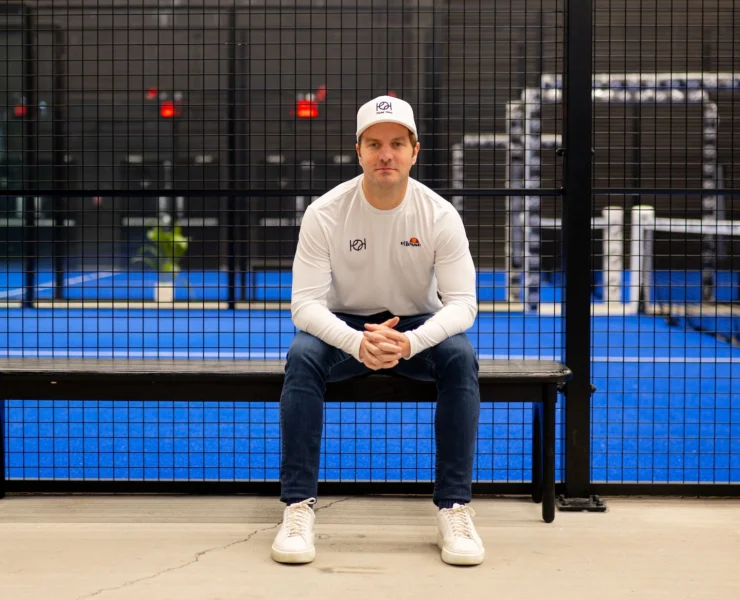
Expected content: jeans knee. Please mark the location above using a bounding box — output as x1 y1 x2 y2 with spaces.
431 334 479 373
286 332 334 373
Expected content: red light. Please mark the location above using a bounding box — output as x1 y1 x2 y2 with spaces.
146 87 158 101
14 103 27 118
296 99 318 119
315 84 327 102
160 100 179 118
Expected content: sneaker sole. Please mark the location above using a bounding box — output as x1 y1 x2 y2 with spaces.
270 545 316 564
436 533 485 566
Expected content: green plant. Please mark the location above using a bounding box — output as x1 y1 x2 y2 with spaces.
132 224 189 282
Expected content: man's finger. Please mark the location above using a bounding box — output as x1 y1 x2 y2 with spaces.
365 355 398 370
364 336 402 356
363 352 396 370
363 330 400 345
365 321 396 329
365 316 399 331
376 341 402 354
364 339 401 360
364 339 384 357
362 347 383 368
365 328 406 344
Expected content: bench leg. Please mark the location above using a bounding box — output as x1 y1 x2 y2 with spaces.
542 385 557 523
531 402 543 504
1 397 5 499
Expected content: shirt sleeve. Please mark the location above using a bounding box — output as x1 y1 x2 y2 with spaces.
290 205 365 361
404 207 478 358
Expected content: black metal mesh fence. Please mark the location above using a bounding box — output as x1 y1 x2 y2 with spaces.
589 0 740 485
1 0 738 492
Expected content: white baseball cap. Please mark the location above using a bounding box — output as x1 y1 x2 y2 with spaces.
356 95 418 141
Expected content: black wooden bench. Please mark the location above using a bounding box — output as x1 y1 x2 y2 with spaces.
0 358 571 522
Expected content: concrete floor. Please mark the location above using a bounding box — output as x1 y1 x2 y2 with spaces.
0 495 738 600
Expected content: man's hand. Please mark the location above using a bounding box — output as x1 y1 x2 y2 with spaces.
363 317 411 361
359 316 405 370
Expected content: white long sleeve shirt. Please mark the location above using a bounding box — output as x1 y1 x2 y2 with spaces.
290 174 477 361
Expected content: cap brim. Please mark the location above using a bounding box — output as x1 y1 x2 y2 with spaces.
356 118 418 140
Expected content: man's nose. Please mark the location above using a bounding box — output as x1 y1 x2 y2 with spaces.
378 145 394 160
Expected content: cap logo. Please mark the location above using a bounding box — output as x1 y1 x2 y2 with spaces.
376 101 392 113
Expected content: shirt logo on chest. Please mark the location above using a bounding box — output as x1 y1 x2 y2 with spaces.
350 239 367 251
400 237 421 247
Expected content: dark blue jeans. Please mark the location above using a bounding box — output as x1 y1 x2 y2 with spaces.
279 311 480 506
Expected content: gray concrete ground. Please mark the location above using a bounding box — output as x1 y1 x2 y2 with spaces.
0 495 738 600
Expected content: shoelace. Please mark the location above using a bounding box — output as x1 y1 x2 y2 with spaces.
285 498 316 536
444 505 477 538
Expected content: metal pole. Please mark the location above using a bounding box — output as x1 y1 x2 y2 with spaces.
424 1 446 189
237 27 249 302
0 396 5 498
226 6 237 310
560 0 596 505
22 6 37 309
52 26 67 300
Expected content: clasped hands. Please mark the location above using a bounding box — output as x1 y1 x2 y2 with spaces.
358 316 410 371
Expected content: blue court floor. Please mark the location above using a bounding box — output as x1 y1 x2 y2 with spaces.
1 263 739 485
1 306 739 486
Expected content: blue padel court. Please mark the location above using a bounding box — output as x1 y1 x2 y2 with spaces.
2 275 739 485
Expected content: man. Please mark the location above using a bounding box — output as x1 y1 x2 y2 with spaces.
271 95 483 566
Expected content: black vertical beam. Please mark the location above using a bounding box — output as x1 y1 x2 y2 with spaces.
237 27 249 302
0 396 5 498
531 402 543 503
52 26 67 300
22 7 37 309
630 108 641 196
423 3 446 187
561 0 593 500
226 6 237 310
542 385 556 523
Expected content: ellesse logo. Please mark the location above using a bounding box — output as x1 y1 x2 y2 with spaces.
400 237 421 247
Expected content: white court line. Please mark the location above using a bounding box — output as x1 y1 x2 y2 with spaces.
479 354 740 364
596 356 740 363
0 349 739 363
0 349 285 359
0 271 117 299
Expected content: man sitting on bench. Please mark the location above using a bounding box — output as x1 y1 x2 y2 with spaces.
272 95 484 566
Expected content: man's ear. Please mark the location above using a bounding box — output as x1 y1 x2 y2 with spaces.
355 143 361 162
411 142 420 165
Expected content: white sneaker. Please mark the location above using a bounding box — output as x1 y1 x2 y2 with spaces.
436 503 485 565
271 498 317 564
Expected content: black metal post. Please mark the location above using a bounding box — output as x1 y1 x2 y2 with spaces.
630 107 641 202
226 7 237 310
531 402 543 504
559 0 600 508
52 26 67 300
22 7 37 309
0 397 5 498
237 27 249 302
542 384 556 523
423 3 446 187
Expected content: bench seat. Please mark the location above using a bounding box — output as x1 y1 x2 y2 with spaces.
0 358 571 522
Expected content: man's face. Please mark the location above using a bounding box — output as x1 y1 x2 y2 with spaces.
355 122 420 188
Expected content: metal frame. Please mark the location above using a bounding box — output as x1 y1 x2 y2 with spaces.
512 74 731 313
561 0 593 504
2 0 738 501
